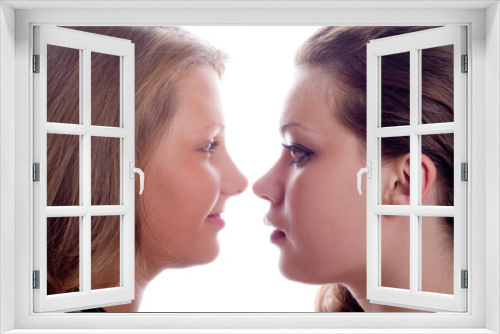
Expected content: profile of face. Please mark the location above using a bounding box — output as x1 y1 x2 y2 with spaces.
253 67 368 284
140 65 248 271
253 65 447 291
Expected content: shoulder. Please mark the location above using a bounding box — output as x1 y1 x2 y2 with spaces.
314 284 364 312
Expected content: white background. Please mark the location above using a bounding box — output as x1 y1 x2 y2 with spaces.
140 26 322 312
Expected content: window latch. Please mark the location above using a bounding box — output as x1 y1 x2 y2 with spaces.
129 162 144 195
357 162 372 195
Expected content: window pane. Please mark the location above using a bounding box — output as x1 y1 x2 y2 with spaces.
381 215 410 290
47 217 80 295
421 216 454 294
47 134 80 206
381 52 410 127
47 45 80 124
421 45 454 125
91 215 121 290
91 52 120 127
380 136 410 205
420 134 454 206
91 137 121 206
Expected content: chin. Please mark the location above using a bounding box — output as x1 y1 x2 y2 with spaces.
168 241 221 269
193 242 221 266
278 256 328 285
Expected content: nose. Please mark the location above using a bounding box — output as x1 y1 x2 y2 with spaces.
252 160 283 205
221 155 248 197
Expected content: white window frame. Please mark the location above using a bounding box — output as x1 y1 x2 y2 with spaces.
0 1 499 333
365 26 468 312
32 25 136 313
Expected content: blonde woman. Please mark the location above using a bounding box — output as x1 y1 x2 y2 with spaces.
47 26 247 312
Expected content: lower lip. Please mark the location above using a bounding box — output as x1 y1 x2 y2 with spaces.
205 215 226 228
270 229 286 243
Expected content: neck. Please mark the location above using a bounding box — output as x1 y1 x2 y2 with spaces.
102 282 145 312
102 269 153 312
102 258 164 313
346 280 424 312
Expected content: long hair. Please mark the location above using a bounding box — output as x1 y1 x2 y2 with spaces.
295 26 454 312
46 26 227 294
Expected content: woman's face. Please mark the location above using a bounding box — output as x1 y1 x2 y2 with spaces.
252 67 367 285
141 65 248 270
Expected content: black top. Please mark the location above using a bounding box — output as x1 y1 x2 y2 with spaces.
80 307 106 312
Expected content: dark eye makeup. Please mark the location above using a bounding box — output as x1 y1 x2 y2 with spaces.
282 143 314 165
199 141 220 156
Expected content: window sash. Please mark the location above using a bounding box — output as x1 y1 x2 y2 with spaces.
366 26 468 312
32 25 136 313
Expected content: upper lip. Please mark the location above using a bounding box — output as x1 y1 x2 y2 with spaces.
208 212 222 217
264 216 284 231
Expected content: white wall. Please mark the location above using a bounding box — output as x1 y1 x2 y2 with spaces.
485 2 500 333
0 2 16 333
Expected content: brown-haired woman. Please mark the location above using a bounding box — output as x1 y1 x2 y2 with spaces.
47 26 248 312
252 26 454 312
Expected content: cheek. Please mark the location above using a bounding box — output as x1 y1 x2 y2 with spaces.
284 161 367 270
288 161 364 231
142 162 220 243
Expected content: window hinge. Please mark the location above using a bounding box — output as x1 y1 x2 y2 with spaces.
33 54 40 73
461 270 468 289
33 270 40 289
461 162 468 181
461 54 468 73
33 163 40 182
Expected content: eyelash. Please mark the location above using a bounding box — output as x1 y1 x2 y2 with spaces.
199 141 220 156
282 143 314 165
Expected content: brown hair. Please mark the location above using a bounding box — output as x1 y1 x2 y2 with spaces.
46 26 227 294
296 26 454 312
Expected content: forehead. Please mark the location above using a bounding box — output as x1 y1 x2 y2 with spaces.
174 65 224 126
280 66 340 132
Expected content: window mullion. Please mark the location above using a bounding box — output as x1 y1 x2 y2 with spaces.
82 48 92 295
79 47 84 294
409 48 420 295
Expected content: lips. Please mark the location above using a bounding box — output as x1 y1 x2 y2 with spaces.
205 213 225 228
264 216 287 243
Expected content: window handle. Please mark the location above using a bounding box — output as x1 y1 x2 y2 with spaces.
357 162 371 195
129 162 144 195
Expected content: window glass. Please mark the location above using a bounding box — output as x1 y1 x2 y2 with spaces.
91 137 121 206
47 45 80 124
380 215 410 290
91 52 120 127
381 52 410 127
47 134 80 206
91 215 121 290
47 217 80 294
421 45 454 124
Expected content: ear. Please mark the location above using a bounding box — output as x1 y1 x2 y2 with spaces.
420 154 438 204
381 153 438 205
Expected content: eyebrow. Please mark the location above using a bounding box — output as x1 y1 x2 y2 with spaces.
280 122 311 136
198 123 225 134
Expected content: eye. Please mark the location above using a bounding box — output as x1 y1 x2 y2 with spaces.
282 143 314 165
199 140 220 157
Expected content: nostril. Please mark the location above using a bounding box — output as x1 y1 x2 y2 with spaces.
231 187 245 196
256 193 275 204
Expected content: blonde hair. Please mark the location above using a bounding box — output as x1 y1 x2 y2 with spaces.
47 26 227 294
